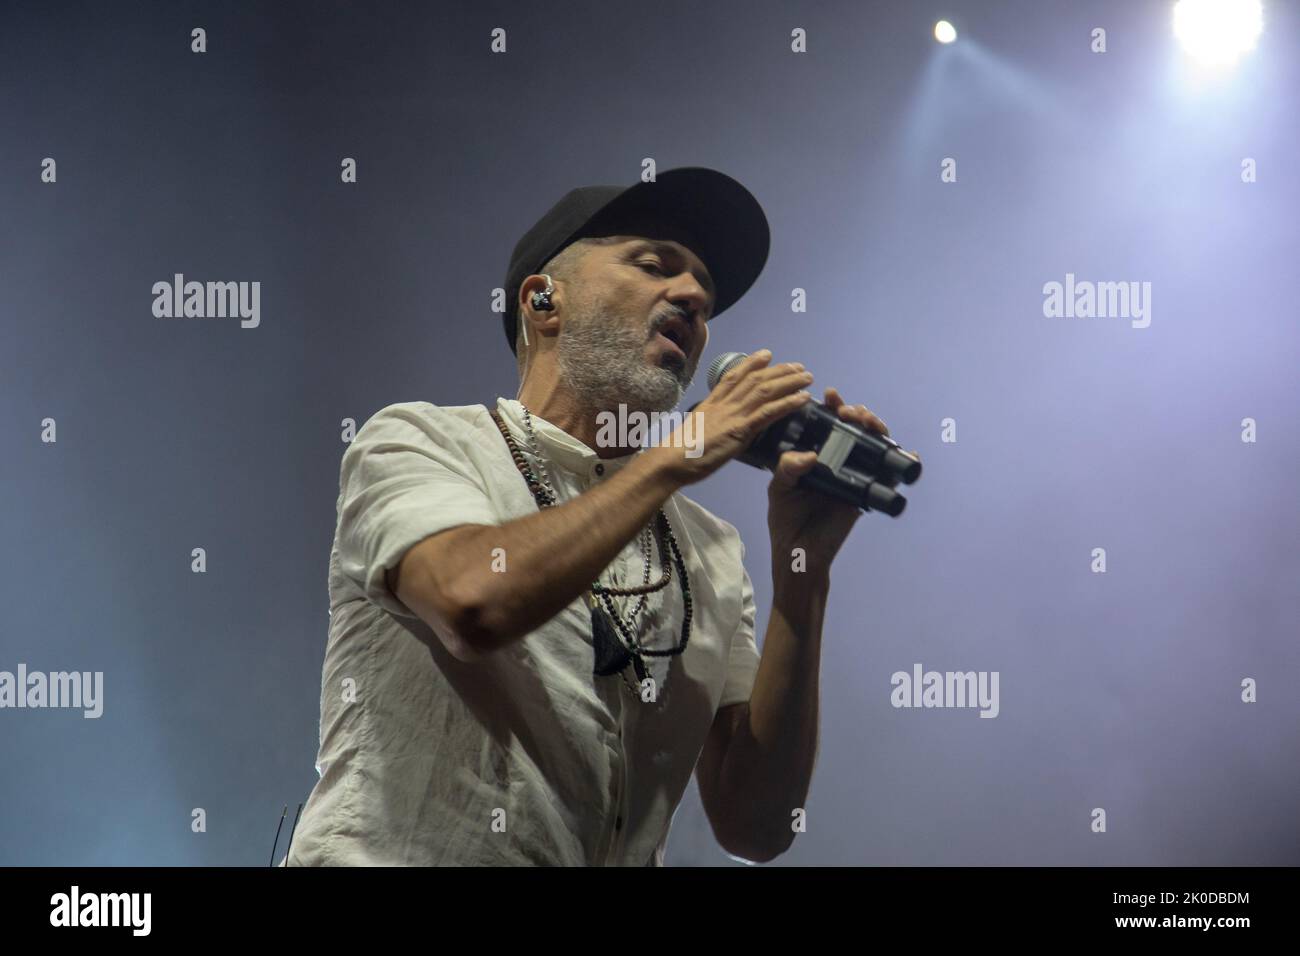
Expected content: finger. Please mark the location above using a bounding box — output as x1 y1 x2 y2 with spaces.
773 449 818 487
838 402 889 436
866 407 890 436
746 387 813 435
736 366 814 413
714 349 774 397
823 386 846 411
732 361 810 405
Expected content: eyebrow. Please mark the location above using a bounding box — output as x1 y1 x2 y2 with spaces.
627 240 716 307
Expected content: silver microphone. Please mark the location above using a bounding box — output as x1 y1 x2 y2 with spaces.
706 351 748 389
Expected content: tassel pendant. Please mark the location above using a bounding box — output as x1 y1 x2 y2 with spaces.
591 599 632 676
631 654 649 685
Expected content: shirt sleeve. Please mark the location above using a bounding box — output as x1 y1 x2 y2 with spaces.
335 403 498 619
718 536 761 709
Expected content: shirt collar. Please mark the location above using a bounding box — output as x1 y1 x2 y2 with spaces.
495 397 642 479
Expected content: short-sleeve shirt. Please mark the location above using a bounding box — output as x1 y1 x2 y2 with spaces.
286 396 760 866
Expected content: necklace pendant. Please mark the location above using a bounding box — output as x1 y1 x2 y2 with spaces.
591 603 633 676
631 654 649 685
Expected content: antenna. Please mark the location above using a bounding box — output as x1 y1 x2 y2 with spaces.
269 805 288 867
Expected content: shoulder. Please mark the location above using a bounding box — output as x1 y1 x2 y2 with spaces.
351 400 494 446
338 402 502 485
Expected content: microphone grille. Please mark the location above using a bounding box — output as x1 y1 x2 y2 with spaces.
706 351 748 390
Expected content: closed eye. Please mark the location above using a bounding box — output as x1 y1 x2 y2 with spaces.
633 254 713 316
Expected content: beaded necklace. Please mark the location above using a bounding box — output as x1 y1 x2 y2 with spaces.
488 403 693 699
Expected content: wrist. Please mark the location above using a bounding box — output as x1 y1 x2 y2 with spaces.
772 565 830 604
632 444 689 496
770 537 834 582
638 444 690 492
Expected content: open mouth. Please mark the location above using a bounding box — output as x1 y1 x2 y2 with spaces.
655 330 686 359
655 316 691 358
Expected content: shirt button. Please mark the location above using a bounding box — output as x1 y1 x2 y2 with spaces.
594 463 605 476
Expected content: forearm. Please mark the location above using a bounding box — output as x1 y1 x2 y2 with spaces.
447 447 683 654
722 568 828 857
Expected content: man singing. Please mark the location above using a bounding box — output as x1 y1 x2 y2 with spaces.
286 167 896 865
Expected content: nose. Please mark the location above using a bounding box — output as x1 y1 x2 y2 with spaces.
668 299 711 344
671 281 711 328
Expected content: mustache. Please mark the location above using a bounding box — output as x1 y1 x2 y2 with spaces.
648 306 690 337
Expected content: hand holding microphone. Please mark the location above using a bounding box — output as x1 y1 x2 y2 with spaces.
668 350 922 517
646 349 817 486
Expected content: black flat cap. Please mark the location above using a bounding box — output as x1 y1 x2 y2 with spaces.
502 166 770 354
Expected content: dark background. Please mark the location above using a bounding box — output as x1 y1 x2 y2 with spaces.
2 0 1296 865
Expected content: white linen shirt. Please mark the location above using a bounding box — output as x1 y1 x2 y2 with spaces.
285 396 761 866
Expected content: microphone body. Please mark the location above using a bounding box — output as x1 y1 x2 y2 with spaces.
698 352 922 517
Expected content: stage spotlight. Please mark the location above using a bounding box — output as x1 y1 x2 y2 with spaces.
934 20 957 44
1173 0 1263 67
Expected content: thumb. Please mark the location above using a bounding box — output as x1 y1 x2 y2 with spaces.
773 449 818 487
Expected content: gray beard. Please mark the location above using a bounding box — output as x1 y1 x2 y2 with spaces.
556 304 699 415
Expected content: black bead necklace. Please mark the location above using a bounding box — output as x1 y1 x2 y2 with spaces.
488 404 693 697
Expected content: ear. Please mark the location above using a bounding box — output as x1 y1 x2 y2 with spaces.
517 276 560 351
